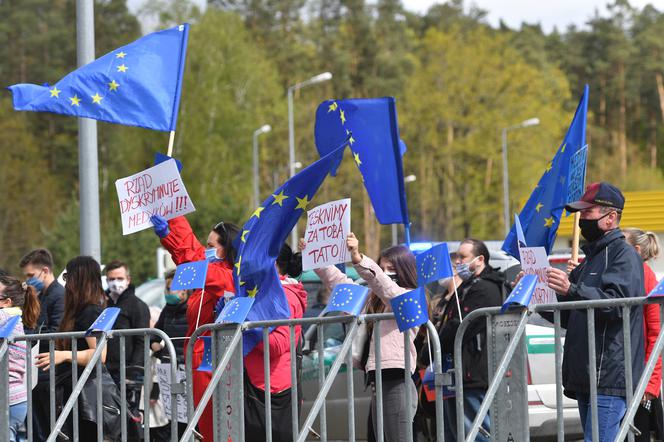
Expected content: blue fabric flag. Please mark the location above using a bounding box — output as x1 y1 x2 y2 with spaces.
154 152 183 172
314 97 409 225
502 85 589 258
514 213 527 249
8 24 189 132
647 279 664 297
197 336 213 372
215 297 255 324
323 284 370 316
501 274 538 313
0 316 20 339
416 243 454 286
390 287 429 332
171 260 208 291
85 307 121 336
234 141 347 355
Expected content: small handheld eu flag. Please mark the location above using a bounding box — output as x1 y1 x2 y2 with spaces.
86 307 121 336
416 243 454 286
647 279 664 297
197 336 213 372
0 316 20 339
171 260 208 291
501 274 538 313
324 284 370 316
215 297 254 324
390 287 429 332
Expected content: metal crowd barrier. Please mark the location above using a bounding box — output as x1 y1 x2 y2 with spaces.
0 325 182 442
182 312 445 442
453 296 664 442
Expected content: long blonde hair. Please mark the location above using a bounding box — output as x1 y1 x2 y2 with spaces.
624 228 660 261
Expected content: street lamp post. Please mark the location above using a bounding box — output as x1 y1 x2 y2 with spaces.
252 124 271 208
502 117 540 235
392 174 417 245
287 71 333 246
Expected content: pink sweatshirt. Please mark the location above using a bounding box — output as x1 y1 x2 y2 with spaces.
0 308 27 406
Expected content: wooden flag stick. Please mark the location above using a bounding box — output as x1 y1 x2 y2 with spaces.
571 212 581 264
167 130 175 157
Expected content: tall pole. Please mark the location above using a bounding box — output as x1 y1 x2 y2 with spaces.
502 128 510 236
253 130 260 209
76 0 101 261
288 88 296 248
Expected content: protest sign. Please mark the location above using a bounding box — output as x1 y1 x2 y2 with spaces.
156 363 187 423
567 145 588 204
115 159 195 235
519 246 557 305
302 198 351 271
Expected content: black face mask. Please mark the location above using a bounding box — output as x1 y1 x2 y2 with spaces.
579 212 612 242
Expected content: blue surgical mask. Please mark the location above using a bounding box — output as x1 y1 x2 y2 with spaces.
26 276 44 293
455 256 480 281
164 293 181 305
205 247 223 263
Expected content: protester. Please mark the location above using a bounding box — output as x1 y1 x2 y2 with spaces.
543 182 645 441
303 233 418 442
437 239 503 441
150 214 239 442
623 227 663 441
0 275 40 442
103 260 150 385
242 243 307 442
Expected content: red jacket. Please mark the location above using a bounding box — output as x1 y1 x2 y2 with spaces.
244 276 307 393
643 263 662 397
160 216 235 357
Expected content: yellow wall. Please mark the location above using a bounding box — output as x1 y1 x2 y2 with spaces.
558 190 664 236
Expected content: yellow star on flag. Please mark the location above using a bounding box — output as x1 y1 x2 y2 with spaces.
241 230 249 243
117 64 128 73
535 202 543 212
69 95 81 106
346 129 355 145
272 190 289 207
108 80 119 91
50 87 60 98
544 217 554 228
340 109 346 125
354 152 362 166
251 206 264 219
91 93 103 104
246 286 259 297
561 143 567 153
328 102 338 113
235 256 242 275
295 195 311 210
116 51 126 58
545 162 552 173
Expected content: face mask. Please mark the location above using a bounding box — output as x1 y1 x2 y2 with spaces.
385 271 400 285
108 279 128 295
205 247 223 263
455 256 480 281
164 293 181 305
26 276 45 293
579 212 611 242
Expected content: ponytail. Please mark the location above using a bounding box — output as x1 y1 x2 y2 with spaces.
276 243 303 278
22 284 40 330
624 228 661 261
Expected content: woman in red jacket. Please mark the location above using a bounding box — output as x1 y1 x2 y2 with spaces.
151 214 239 442
243 243 307 442
624 227 663 441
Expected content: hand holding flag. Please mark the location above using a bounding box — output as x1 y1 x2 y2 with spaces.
323 284 370 316
171 260 208 291
416 243 454 286
390 287 428 332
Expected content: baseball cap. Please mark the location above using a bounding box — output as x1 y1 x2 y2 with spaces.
565 182 625 213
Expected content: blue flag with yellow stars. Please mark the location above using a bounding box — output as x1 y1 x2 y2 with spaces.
323 284 370 316
234 141 347 355
416 243 454 286
501 274 537 312
171 260 208 291
390 287 428 332
502 85 589 259
8 24 189 132
314 97 409 225
647 279 664 297
85 307 121 336
215 297 254 324
197 336 213 372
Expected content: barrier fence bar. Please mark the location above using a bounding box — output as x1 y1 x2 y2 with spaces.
622 306 634 442
425 320 445 442
290 324 298 441
586 308 599 442
24 337 33 442
317 319 327 442
72 338 79 441
0 339 9 440
374 318 384 442
263 327 272 442
96 341 104 442
553 310 564 442
404 330 414 442
119 335 127 442
345 329 356 442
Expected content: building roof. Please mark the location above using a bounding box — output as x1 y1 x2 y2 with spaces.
557 190 664 236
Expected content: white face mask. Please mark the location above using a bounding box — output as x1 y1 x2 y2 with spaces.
108 279 128 295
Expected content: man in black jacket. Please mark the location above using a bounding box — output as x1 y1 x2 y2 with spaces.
104 260 150 385
439 238 503 442
546 182 644 442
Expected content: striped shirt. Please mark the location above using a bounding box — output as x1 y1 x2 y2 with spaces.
0 308 27 405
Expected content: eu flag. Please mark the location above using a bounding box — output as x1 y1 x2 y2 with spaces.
314 97 409 225
502 85 589 258
86 307 121 336
215 297 254 324
197 336 213 372
416 243 454 286
0 316 20 339
514 213 527 249
647 279 664 297
8 24 189 132
171 260 208 291
390 287 428 332
323 284 370 316
234 141 347 355
501 274 537 312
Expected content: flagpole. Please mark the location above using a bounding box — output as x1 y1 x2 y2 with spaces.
571 212 581 264
167 131 175 157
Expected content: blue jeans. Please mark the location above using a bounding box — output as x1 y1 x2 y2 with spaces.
577 394 626 442
10 401 27 442
443 389 491 442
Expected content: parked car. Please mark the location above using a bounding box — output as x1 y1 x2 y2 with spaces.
135 278 166 309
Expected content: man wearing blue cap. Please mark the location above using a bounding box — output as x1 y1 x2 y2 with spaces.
546 182 645 441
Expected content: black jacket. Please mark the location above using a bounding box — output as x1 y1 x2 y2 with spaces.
104 285 150 377
150 300 188 364
439 267 503 390
34 280 65 335
559 228 645 398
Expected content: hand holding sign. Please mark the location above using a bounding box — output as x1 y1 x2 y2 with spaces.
302 198 351 271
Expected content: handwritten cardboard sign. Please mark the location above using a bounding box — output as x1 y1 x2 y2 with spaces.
519 246 557 305
302 198 351 271
156 363 187 423
567 145 588 204
115 159 195 235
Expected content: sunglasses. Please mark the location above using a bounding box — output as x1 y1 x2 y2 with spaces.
213 221 227 235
